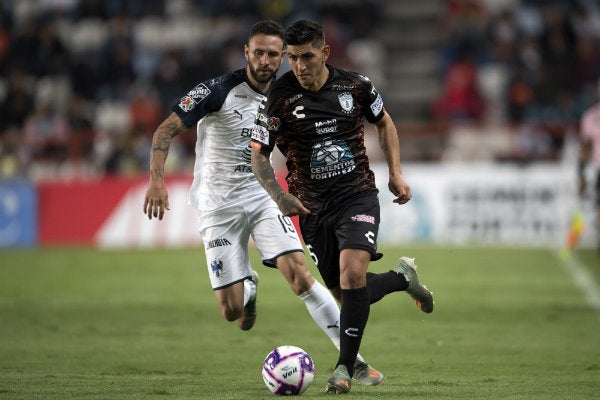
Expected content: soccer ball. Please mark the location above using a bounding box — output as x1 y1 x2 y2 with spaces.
262 345 315 395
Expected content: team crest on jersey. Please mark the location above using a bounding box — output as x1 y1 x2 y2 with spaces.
210 258 224 279
338 92 354 114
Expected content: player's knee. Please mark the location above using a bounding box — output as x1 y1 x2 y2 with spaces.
276 254 315 295
340 269 366 289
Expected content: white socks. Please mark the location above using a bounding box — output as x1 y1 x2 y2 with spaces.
243 278 256 306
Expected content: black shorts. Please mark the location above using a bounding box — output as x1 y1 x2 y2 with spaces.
300 190 383 289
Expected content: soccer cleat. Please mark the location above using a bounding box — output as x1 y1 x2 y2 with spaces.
237 270 259 330
353 360 384 386
395 257 434 313
325 364 352 394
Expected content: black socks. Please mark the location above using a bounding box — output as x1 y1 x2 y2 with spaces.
366 270 409 304
338 287 370 376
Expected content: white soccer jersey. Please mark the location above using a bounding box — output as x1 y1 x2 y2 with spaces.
173 68 268 211
172 68 303 290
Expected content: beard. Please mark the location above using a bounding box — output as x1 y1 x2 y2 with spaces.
248 63 276 84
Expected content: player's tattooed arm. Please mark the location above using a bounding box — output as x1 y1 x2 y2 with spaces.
144 112 188 220
251 146 285 199
251 147 310 216
149 112 188 180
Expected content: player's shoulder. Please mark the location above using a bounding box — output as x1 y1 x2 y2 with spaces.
200 68 247 95
330 66 373 86
269 71 297 92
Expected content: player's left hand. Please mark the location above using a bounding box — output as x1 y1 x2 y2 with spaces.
389 175 412 205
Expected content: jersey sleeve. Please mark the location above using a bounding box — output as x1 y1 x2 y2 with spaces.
250 88 283 153
171 79 225 128
357 74 385 124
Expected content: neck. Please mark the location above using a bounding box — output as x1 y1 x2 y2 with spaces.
309 65 329 92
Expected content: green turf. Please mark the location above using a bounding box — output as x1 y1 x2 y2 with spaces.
0 246 599 399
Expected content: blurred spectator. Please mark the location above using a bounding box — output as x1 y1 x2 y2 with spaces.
432 50 486 123
0 68 35 131
437 0 489 75
99 15 136 100
65 94 95 162
22 101 69 166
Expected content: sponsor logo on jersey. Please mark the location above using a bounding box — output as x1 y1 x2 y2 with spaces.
310 140 356 180
251 125 269 145
207 238 232 249
233 109 243 119
234 165 252 173
351 214 376 224
188 83 211 100
370 93 384 116
332 84 355 90
315 119 337 134
285 93 303 105
338 92 354 113
210 258 224 278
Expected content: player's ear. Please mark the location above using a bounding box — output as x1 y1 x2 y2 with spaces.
280 49 287 65
321 45 330 63
244 44 250 61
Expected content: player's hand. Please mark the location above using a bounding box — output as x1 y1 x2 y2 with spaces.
389 175 412 205
143 180 170 220
276 192 310 216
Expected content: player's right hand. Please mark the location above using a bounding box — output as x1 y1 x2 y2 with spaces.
143 181 170 220
276 192 310 216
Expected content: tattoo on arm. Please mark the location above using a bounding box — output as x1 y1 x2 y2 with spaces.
251 147 285 200
149 113 187 179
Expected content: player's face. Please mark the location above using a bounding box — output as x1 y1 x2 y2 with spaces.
245 34 285 89
286 43 330 91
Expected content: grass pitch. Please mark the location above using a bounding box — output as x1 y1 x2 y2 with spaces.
0 246 599 399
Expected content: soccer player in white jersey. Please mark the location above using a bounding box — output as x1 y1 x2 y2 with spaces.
579 78 600 253
142 20 383 386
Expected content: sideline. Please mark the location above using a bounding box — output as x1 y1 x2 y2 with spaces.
558 252 600 320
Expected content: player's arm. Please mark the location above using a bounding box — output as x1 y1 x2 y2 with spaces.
374 111 412 205
144 112 188 220
251 145 310 216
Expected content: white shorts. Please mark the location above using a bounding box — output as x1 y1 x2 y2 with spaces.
198 196 303 290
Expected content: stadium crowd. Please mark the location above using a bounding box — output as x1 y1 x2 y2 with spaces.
0 0 599 179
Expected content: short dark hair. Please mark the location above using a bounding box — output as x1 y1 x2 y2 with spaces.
284 19 325 48
248 20 285 43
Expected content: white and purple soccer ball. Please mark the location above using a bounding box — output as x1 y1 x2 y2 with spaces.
262 345 315 395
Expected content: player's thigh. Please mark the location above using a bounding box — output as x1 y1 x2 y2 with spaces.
251 207 303 267
300 213 341 290
336 191 382 262
199 209 253 291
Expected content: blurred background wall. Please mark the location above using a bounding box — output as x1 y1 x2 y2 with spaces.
0 0 596 248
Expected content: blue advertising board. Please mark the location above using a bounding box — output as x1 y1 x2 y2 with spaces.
0 180 36 248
